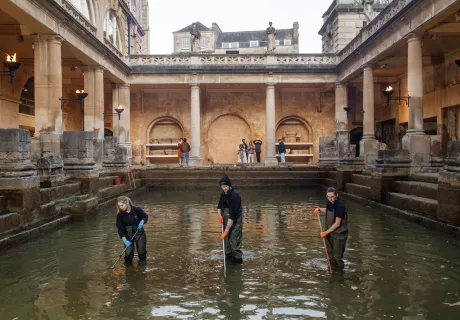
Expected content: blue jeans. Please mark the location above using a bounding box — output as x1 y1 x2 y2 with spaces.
182 152 189 165
280 153 286 163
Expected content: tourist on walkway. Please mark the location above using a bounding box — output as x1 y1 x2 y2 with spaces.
116 196 149 263
278 139 286 163
217 176 243 263
313 187 348 269
242 139 248 160
177 138 183 165
237 141 247 163
253 138 262 163
247 141 255 163
180 138 191 165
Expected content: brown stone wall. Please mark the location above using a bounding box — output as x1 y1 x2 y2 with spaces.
130 88 335 165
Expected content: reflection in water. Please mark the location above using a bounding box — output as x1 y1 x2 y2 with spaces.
0 188 459 319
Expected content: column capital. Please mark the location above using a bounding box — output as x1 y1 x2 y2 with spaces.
119 83 130 89
406 33 421 43
335 82 347 89
362 64 374 71
265 82 276 87
84 66 105 73
189 82 200 87
46 35 64 45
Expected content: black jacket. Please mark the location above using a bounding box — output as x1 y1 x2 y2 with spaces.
278 141 286 153
116 206 149 239
217 188 242 221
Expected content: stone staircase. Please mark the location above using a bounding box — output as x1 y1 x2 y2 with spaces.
143 168 327 187
385 173 439 218
344 174 372 198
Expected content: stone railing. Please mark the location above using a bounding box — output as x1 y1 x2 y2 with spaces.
129 54 339 67
54 0 97 36
339 0 414 62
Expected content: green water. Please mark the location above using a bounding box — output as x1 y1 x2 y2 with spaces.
0 187 459 319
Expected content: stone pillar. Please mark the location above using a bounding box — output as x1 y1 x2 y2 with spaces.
118 84 132 159
189 83 202 166
265 83 278 166
84 67 104 168
0 129 40 228
47 36 63 134
402 33 431 170
335 83 350 158
103 136 129 170
33 35 49 136
360 65 379 165
112 84 119 138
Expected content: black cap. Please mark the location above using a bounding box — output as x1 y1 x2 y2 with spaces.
219 176 231 187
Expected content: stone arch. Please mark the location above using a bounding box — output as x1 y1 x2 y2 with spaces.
275 115 313 142
206 114 252 164
146 116 185 144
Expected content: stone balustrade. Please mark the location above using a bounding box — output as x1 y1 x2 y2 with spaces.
129 54 339 67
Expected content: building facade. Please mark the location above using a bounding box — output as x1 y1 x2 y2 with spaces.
172 22 299 54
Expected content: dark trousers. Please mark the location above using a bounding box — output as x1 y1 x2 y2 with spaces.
222 209 243 261
325 236 347 269
256 152 261 163
124 226 147 262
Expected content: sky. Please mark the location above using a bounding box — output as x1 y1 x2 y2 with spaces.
148 0 332 54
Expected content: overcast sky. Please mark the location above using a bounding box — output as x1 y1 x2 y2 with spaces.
148 0 331 54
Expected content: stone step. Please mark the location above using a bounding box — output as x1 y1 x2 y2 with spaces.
409 173 439 184
350 174 372 187
322 178 336 187
0 195 6 214
98 184 129 202
345 183 371 199
147 177 321 187
393 181 438 201
385 192 438 218
40 182 82 204
327 171 337 180
40 195 90 219
142 170 327 180
0 212 20 234
98 176 122 189
63 197 99 218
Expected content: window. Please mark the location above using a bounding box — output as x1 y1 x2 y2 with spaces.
104 10 118 47
200 37 206 49
70 0 90 20
284 39 292 46
249 40 259 47
222 42 239 48
182 37 190 50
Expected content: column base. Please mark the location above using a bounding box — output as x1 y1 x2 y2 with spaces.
264 157 279 167
188 157 202 166
402 132 431 169
360 138 380 165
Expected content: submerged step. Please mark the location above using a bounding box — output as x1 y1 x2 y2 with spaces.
409 173 439 184
393 181 438 201
40 182 82 204
0 212 20 234
386 192 438 217
345 183 371 198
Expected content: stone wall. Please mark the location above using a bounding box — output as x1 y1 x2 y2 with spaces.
130 88 335 165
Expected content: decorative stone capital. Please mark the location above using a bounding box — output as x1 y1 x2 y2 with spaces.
119 83 130 89
362 64 374 71
406 33 421 44
189 82 200 87
46 35 64 45
335 82 346 89
265 82 276 87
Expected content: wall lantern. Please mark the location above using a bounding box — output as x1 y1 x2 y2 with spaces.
0 52 22 85
59 89 88 111
103 105 125 140
343 106 353 113
383 85 410 108
455 59 460 67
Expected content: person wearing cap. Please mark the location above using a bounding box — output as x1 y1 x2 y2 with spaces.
313 187 348 269
217 176 243 263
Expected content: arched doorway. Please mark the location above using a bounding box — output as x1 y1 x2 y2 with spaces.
146 117 184 164
207 114 251 164
350 127 363 157
275 116 313 163
19 76 35 137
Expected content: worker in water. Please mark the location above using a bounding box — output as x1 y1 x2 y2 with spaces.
313 187 348 269
116 196 149 263
217 176 243 263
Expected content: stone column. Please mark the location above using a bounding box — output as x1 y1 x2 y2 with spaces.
360 65 379 165
402 33 431 169
47 36 63 134
118 84 132 159
189 83 202 166
84 66 105 168
33 35 49 136
335 83 350 158
112 84 119 138
265 83 278 166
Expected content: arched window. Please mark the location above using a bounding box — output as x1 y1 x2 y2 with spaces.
104 10 120 48
69 0 90 20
